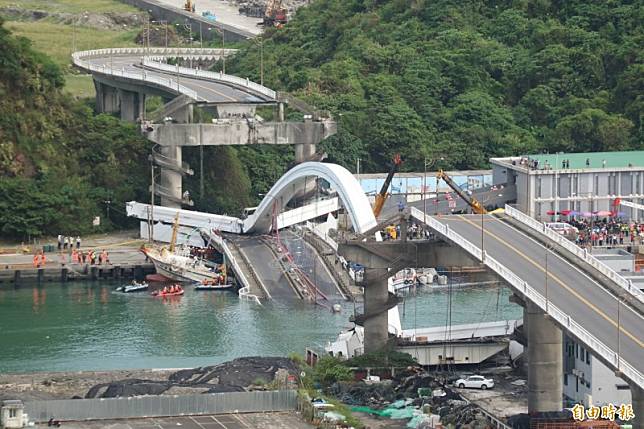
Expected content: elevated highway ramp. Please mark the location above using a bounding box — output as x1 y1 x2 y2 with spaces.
416 210 643 385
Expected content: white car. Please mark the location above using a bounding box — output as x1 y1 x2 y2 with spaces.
455 375 494 390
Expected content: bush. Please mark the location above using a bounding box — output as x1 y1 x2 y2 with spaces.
313 356 353 386
346 350 417 368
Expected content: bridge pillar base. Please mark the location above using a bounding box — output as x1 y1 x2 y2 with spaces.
526 302 563 413
94 81 119 114
295 143 316 164
160 145 183 209
118 89 145 122
632 385 643 429
363 267 390 353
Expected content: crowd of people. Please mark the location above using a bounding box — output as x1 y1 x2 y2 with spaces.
568 218 644 248
382 222 433 241
33 248 111 268
57 234 81 250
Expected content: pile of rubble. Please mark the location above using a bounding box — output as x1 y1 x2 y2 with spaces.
327 371 498 429
85 357 298 398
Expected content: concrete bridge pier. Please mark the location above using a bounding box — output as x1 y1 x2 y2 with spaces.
363 267 391 353
118 89 146 122
159 144 183 208
94 81 119 114
295 143 316 163
632 385 643 429
525 301 563 413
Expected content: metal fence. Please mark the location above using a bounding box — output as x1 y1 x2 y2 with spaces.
24 390 297 422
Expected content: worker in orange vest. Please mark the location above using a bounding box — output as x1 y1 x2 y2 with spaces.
41 252 46 266
32 253 39 268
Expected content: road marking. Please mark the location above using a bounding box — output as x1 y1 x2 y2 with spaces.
232 414 253 429
190 416 207 429
210 416 228 428
454 215 644 348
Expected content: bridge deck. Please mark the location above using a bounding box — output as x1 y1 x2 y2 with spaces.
432 214 643 376
92 56 270 104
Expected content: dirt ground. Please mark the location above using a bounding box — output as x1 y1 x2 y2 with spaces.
0 369 177 401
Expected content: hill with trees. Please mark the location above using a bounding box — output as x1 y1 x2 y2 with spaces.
0 17 150 239
226 0 643 173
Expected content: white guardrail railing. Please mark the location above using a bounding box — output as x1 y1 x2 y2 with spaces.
410 207 643 389
203 229 261 305
141 57 277 100
73 50 201 100
504 205 644 304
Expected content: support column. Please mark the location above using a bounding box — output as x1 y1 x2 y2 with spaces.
159 144 183 208
632 385 643 429
363 267 389 353
118 89 145 122
94 81 119 114
526 302 563 413
174 104 194 124
294 143 316 164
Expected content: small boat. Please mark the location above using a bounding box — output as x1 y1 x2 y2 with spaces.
194 282 234 291
151 286 184 297
116 282 149 293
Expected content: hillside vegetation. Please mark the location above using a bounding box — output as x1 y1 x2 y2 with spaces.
0 18 150 239
227 0 643 172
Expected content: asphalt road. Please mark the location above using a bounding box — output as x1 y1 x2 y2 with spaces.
433 214 644 377
42 412 313 428
234 237 298 303
91 56 271 104
280 230 345 302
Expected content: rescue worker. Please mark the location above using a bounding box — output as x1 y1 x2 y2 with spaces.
33 253 39 268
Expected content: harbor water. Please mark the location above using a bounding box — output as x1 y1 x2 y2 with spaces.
0 281 521 373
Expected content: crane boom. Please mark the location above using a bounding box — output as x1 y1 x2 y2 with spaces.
436 169 487 214
372 154 402 218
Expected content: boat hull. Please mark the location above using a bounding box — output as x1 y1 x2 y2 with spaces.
146 251 218 284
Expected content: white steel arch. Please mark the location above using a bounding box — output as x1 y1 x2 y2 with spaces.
243 162 376 234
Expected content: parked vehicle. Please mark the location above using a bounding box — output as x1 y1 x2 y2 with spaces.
455 375 494 390
545 222 579 240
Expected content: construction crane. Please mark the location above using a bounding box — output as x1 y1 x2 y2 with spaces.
184 0 196 13
263 0 287 27
436 169 488 214
372 154 402 218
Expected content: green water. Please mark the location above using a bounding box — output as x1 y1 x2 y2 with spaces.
0 282 521 373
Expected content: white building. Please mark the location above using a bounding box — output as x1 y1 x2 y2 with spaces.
563 335 631 407
491 150 644 221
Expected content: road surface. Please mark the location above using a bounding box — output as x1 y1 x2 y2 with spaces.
156 0 262 35
91 55 271 103
433 214 644 377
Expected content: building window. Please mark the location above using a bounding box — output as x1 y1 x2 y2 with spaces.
537 178 542 198
564 374 568 386
580 348 585 362
576 377 579 392
586 381 591 388
586 353 590 364
617 385 630 390
576 344 579 358
9 409 16 418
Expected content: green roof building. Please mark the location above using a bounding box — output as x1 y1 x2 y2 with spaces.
490 151 644 221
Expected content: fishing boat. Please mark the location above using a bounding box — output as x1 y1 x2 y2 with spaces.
142 213 221 284
116 281 149 293
389 268 419 292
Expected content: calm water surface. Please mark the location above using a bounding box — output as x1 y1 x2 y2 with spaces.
0 282 521 373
